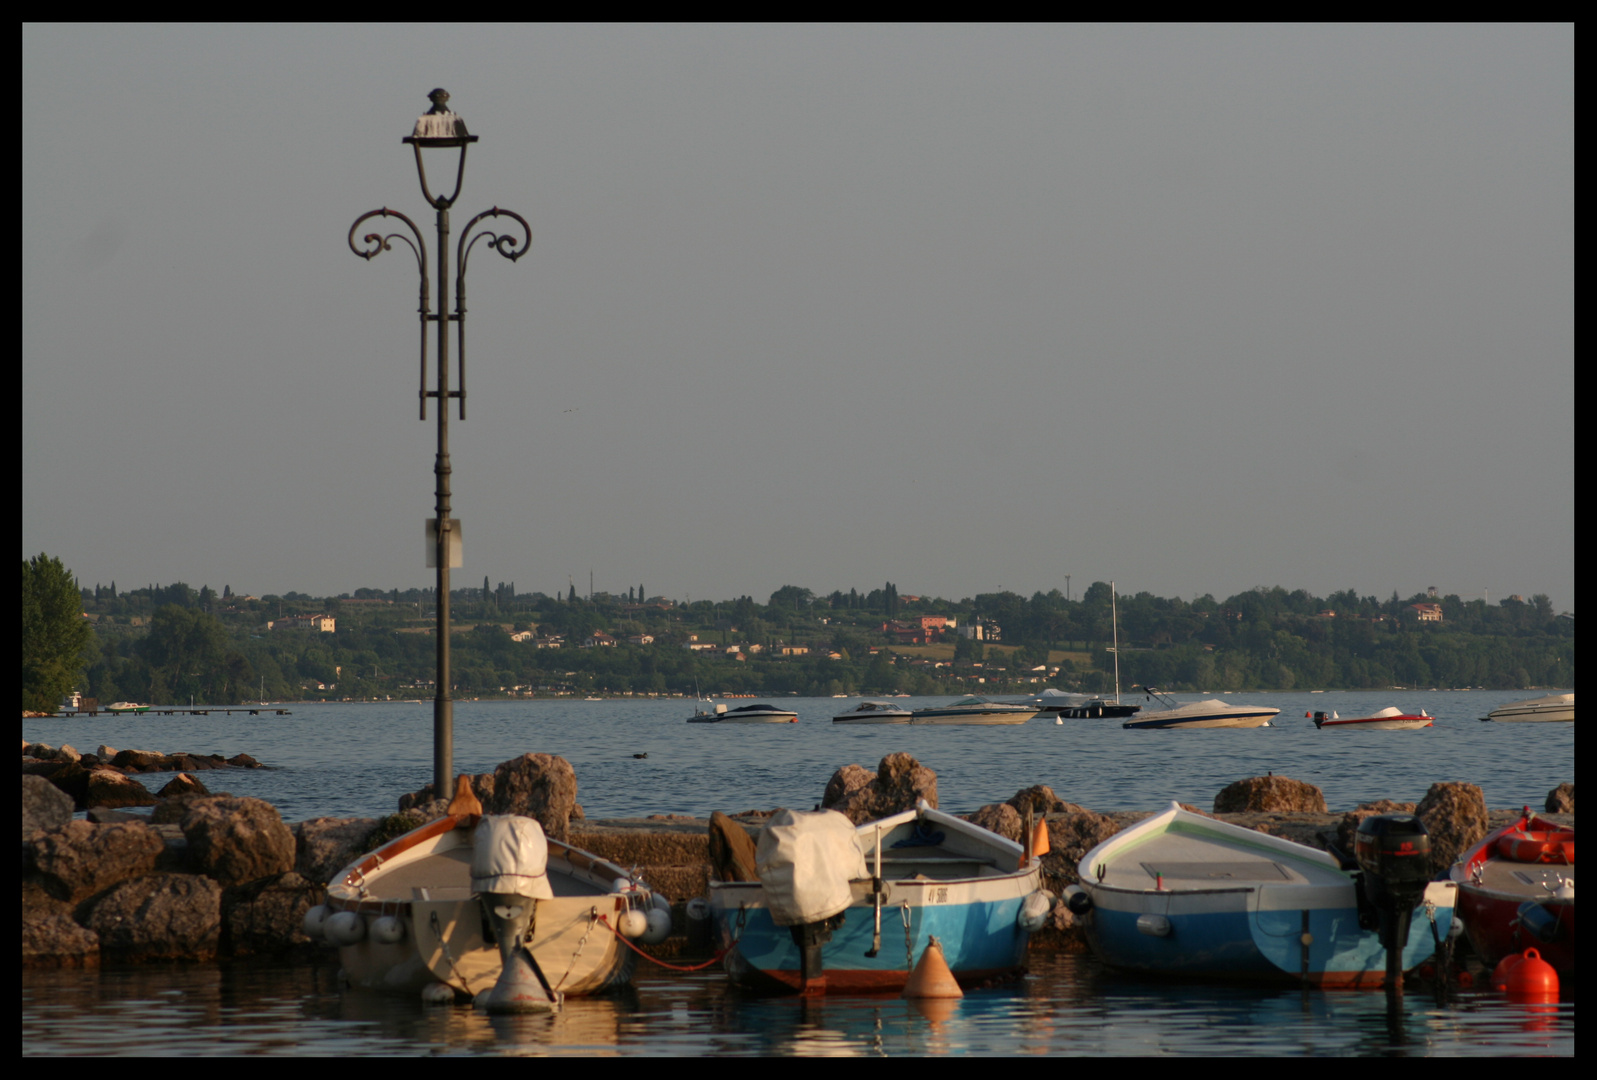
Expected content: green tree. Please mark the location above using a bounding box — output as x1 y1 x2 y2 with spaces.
23 553 95 712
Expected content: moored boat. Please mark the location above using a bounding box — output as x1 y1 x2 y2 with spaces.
1482 693 1574 723
1448 808 1574 976
1122 687 1278 729
687 702 798 723
1070 802 1457 987
1060 698 1142 719
1309 707 1433 730
316 786 666 1005
909 695 1039 725
104 701 150 714
709 801 1049 994
832 700 913 724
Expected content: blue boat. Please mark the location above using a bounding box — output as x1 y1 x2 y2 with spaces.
708 802 1050 994
1070 803 1457 987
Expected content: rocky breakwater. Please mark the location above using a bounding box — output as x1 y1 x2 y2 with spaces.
21 759 381 967
23 739 267 812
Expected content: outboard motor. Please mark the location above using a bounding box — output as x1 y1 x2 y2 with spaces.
755 809 867 996
1355 814 1431 1001
470 815 558 1013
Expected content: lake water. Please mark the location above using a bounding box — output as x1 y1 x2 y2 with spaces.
22 690 1575 1056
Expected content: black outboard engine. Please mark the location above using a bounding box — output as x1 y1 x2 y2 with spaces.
1355 814 1431 1000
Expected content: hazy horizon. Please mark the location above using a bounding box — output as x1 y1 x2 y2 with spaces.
24 25 1573 613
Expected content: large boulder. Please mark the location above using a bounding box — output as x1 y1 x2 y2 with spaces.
84 768 159 810
21 915 100 967
23 774 75 836
81 873 223 961
1044 810 1125 889
820 753 938 825
180 797 296 886
487 754 579 843
1545 783 1574 813
295 817 380 885
156 773 210 799
1007 785 1087 816
221 872 323 957
27 820 165 904
1415 781 1489 877
1213 774 1326 814
966 802 1023 843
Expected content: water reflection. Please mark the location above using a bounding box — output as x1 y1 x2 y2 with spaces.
22 953 1574 1056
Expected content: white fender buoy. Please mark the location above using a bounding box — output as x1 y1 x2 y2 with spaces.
612 877 637 895
1017 890 1054 932
650 890 671 914
685 897 710 924
371 914 406 945
617 909 649 939
640 907 673 945
302 904 331 941
324 910 367 946
421 981 456 1005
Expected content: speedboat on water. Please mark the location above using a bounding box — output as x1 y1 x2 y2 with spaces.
832 700 913 724
315 783 667 1007
1448 807 1574 976
1060 697 1142 719
1121 687 1278 729
1069 802 1457 987
1309 707 1433 730
1013 688 1090 715
708 802 1050 994
910 695 1039 725
1482 693 1574 723
688 702 799 723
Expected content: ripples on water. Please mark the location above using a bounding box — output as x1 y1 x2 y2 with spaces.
23 690 1575 821
21 954 1575 1057
22 691 1573 1055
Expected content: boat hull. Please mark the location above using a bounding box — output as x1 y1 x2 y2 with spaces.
325 814 642 998
1318 716 1433 730
832 715 912 724
1483 696 1574 723
711 869 1039 993
1123 709 1278 729
909 709 1038 725
1079 879 1456 987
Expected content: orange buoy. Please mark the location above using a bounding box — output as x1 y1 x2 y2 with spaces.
1505 948 1560 1001
1030 817 1051 859
902 937 963 999
1491 951 1524 991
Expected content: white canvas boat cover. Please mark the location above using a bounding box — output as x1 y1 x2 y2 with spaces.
755 809 867 926
470 815 555 899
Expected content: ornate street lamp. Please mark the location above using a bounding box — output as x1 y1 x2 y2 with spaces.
348 90 530 801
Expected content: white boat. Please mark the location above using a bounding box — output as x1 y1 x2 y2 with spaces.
687 702 799 723
709 801 1050 994
832 700 913 724
104 701 150 714
1070 802 1457 987
1121 687 1278 729
1309 707 1433 730
910 695 1040 725
1013 688 1091 714
316 788 668 1007
1482 692 1574 723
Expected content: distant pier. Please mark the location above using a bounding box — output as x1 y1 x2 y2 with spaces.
56 707 293 718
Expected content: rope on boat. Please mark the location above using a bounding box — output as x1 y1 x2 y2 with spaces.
595 913 729 972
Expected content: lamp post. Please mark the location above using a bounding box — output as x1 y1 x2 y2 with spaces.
348 90 530 802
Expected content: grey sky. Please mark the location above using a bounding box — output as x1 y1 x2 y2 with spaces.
23 24 1573 611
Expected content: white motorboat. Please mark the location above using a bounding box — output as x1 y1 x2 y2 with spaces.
1013 688 1091 715
105 701 150 714
315 785 668 1008
831 700 913 724
910 695 1039 725
1482 692 1574 723
688 702 799 723
1122 687 1278 729
1309 707 1433 730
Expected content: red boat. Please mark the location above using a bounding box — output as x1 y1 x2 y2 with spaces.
1308 707 1433 730
1448 808 1575 976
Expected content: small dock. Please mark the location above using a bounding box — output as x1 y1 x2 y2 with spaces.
57 707 294 718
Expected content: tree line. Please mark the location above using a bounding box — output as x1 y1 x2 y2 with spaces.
22 556 1574 709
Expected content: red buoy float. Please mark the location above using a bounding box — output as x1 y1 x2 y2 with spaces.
1504 947 1560 1001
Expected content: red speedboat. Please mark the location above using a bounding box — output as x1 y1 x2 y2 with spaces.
1308 707 1433 730
1448 808 1575 976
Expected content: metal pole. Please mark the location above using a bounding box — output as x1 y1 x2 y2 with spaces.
434 201 453 803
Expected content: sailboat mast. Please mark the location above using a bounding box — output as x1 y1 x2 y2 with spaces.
1111 581 1121 705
